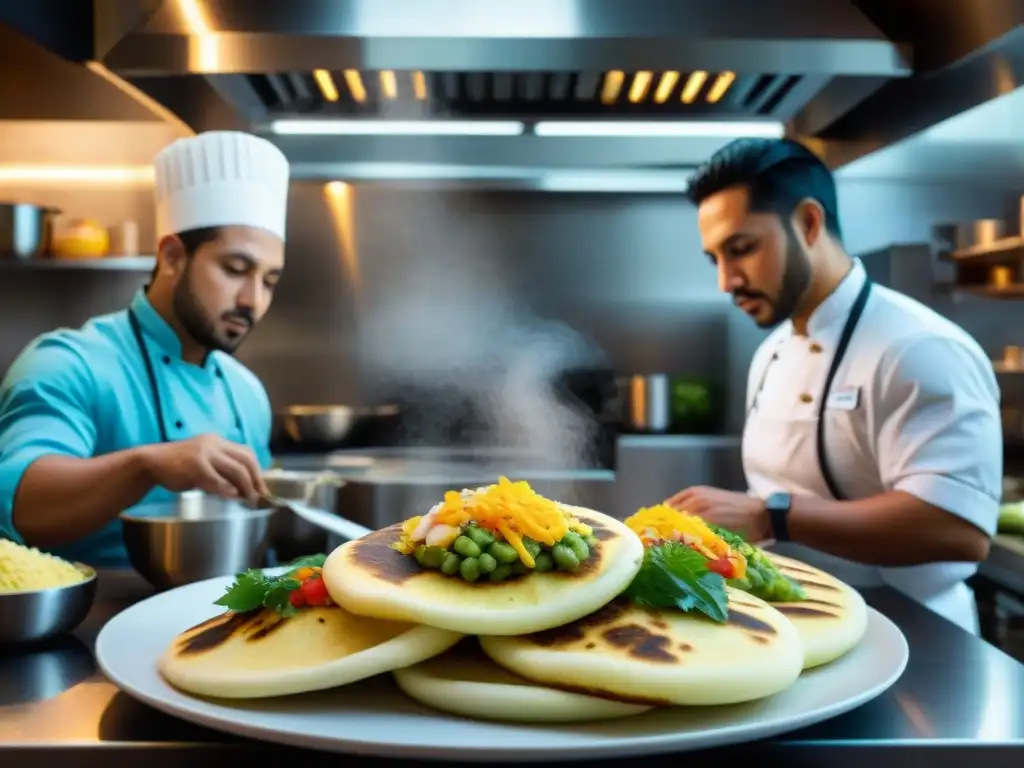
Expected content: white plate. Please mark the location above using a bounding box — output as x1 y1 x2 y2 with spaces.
96 573 909 762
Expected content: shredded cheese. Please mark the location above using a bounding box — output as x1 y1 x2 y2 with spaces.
624 504 747 578
394 476 590 568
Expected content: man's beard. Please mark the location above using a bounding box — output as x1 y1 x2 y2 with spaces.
172 265 253 355
733 232 812 329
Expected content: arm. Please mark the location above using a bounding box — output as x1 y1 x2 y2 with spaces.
785 335 1001 566
0 341 159 549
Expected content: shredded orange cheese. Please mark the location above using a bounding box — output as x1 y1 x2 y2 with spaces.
625 504 746 578
394 477 591 568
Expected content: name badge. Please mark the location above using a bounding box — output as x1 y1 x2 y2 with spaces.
826 387 860 411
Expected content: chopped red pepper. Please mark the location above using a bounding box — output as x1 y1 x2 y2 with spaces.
300 576 330 606
706 557 737 579
288 588 306 607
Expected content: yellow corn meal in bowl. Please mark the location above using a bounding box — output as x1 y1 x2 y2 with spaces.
0 539 89 592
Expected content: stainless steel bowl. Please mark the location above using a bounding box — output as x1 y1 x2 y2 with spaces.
0 564 98 647
120 492 276 591
275 404 400 445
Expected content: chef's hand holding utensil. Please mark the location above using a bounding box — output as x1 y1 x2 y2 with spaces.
139 434 268 504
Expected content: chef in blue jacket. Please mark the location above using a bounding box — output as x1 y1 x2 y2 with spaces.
0 130 291 566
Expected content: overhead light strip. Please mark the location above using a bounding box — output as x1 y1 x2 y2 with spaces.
269 120 525 136
532 121 785 138
0 165 155 184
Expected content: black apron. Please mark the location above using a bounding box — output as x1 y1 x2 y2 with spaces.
127 308 245 444
747 278 873 500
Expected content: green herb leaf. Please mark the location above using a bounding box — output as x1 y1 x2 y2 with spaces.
213 569 273 613
262 578 301 618
624 542 730 623
285 553 327 569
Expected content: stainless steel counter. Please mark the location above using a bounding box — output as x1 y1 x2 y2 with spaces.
979 534 1024 596
2 569 1022 768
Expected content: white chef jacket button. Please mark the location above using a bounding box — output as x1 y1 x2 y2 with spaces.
799 393 813 404
809 342 823 353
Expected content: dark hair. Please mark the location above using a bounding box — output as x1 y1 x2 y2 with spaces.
149 226 221 281
685 138 842 240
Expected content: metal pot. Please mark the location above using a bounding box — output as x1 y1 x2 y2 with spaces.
273 404 400 446
0 203 61 259
616 374 672 433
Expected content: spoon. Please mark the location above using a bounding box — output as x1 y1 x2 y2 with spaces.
263 494 372 542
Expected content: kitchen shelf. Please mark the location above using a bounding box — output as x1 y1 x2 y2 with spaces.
949 237 1024 262
0 256 155 272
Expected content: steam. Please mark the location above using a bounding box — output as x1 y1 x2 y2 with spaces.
355 189 604 472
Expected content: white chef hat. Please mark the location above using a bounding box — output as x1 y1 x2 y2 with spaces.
153 131 291 241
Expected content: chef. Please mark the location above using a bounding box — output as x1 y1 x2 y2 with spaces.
0 130 290 567
667 137 1002 634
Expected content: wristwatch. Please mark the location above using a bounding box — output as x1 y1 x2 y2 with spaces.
765 492 792 542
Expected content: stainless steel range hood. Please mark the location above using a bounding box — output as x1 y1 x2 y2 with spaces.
5 0 1023 182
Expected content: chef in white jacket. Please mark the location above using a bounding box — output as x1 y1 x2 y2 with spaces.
667 137 1002 635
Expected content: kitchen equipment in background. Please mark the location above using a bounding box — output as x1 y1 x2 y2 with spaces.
0 565 97 647
119 492 275 590
0 203 60 260
272 404 401 449
616 374 719 434
995 346 1024 373
107 221 140 256
932 219 1009 257
51 218 109 259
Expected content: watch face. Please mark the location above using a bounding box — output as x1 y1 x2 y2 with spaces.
766 492 791 511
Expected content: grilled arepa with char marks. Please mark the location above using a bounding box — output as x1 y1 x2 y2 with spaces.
158 604 461 699
393 638 654 722
322 505 644 636
763 552 868 669
479 588 804 706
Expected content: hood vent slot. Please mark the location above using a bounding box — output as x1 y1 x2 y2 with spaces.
245 70 803 119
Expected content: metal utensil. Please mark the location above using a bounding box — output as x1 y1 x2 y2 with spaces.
0 203 61 259
0 565 97 647
120 493 275 590
263 494 371 543
263 469 348 560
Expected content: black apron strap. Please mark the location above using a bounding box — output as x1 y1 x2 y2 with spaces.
128 308 170 444
816 278 873 501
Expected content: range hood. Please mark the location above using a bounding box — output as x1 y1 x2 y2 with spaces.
3 0 1024 182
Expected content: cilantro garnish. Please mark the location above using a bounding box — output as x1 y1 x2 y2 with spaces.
213 552 327 618
624 541 730 623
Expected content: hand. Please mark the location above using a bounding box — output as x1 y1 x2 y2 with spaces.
664 485 770 541
139 434 268 504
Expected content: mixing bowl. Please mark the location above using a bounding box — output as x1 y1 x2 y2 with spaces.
0 564 97 646
120 492 275 591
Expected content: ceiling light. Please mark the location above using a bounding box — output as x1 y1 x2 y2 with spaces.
269 120 525 136
0 165 154 184
532 121 785 138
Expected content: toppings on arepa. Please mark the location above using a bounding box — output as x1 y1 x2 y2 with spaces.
624 504 747 580
393 476 598 582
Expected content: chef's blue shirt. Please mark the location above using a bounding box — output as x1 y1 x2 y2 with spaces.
0 289 273 567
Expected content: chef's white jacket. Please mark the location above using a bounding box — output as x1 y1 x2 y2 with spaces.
743 258 1002 634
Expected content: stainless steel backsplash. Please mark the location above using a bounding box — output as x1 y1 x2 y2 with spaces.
0 178 1017 438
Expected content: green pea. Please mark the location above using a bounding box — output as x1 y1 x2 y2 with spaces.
440 552 462 576
488 541 519 564
477 552 497 574
464 525 494 549
415 545 447 569
561 530 583 546
566 536 589 563
746 568 765 589
453 535 481 558
552 544 580 572
510 561 528 576
584 535 599 548
489 564 512 582
534 552 554 572
522 537 542 559
459 556 481 582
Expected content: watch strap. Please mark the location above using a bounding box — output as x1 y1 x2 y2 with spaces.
766 492 792 542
